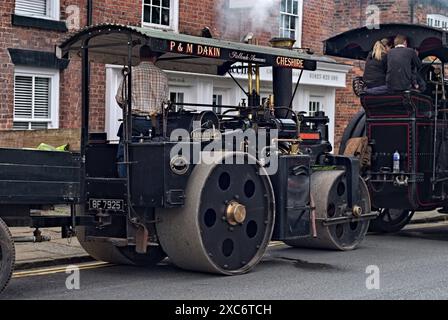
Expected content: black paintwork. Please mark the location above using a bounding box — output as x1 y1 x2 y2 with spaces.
0 149 80 205
271 155 311 241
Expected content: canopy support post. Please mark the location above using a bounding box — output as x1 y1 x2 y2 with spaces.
80 38 90 205
288 69 304 109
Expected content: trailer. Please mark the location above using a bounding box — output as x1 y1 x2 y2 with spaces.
0 24 375 293
324 23 448 232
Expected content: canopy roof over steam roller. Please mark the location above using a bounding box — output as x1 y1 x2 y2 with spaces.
324 23 448 62
59 24 336 75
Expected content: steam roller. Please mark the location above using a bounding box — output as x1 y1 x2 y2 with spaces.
285 170 371 251
155 152 275 275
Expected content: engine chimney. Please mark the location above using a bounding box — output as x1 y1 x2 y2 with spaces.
270 37 295 119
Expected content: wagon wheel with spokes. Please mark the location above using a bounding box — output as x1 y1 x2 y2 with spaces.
0 218 14 294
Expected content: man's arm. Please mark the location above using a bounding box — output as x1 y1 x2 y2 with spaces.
162 74 170 106
382 54 388 73
115 78 125 108
411 50 422 90
411 49 422 70
164 81 170 101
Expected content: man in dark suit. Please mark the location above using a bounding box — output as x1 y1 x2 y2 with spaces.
386 34 422 92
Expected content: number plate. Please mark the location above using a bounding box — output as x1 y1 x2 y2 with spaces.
89 199 125 212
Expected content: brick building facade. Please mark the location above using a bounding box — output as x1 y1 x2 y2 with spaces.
1 0 448 149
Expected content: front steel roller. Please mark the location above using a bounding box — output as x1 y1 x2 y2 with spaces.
156 152 275 275
285 170 371 250
0 217 15 294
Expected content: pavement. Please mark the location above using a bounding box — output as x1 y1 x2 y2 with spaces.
11 210 448 270
4 221 448 299
12 228 92 270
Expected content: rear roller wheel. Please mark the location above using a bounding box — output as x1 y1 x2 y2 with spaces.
156 152 275 275
369 209 415 233
0 218 15 294
77 226 166 266
285 171 371 251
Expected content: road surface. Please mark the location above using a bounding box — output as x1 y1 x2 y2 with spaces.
3 222 448 300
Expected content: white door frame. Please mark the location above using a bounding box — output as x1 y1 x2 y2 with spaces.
105 65 124 142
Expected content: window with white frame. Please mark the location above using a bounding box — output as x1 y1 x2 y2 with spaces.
13 67 59 130
308 96 324 117
142 0 179 31
427 14 448 30
170 91 184 112
15 0 60 20
170 91 184 104
280 0 303 46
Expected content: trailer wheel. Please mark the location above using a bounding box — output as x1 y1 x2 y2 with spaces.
0 218 15 294
285 171 370 250
155 152 275 275
77 227 166 266
369 209 415 233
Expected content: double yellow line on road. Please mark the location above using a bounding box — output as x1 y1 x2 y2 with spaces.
13 242 286 279
13 262 112 279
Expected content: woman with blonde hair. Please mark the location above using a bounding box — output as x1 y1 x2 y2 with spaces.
363 38 392 95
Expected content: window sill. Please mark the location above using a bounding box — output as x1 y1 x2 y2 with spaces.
12 14 68 32
142 22 177 32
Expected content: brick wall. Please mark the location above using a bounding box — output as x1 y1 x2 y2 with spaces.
0 128 81 150
0 0 89 131
302 0 335 54
0 0 76 130
0 0 14 130
180 0 217 36
91 0 141 26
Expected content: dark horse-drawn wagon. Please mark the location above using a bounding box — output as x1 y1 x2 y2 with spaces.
325 23 448 232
